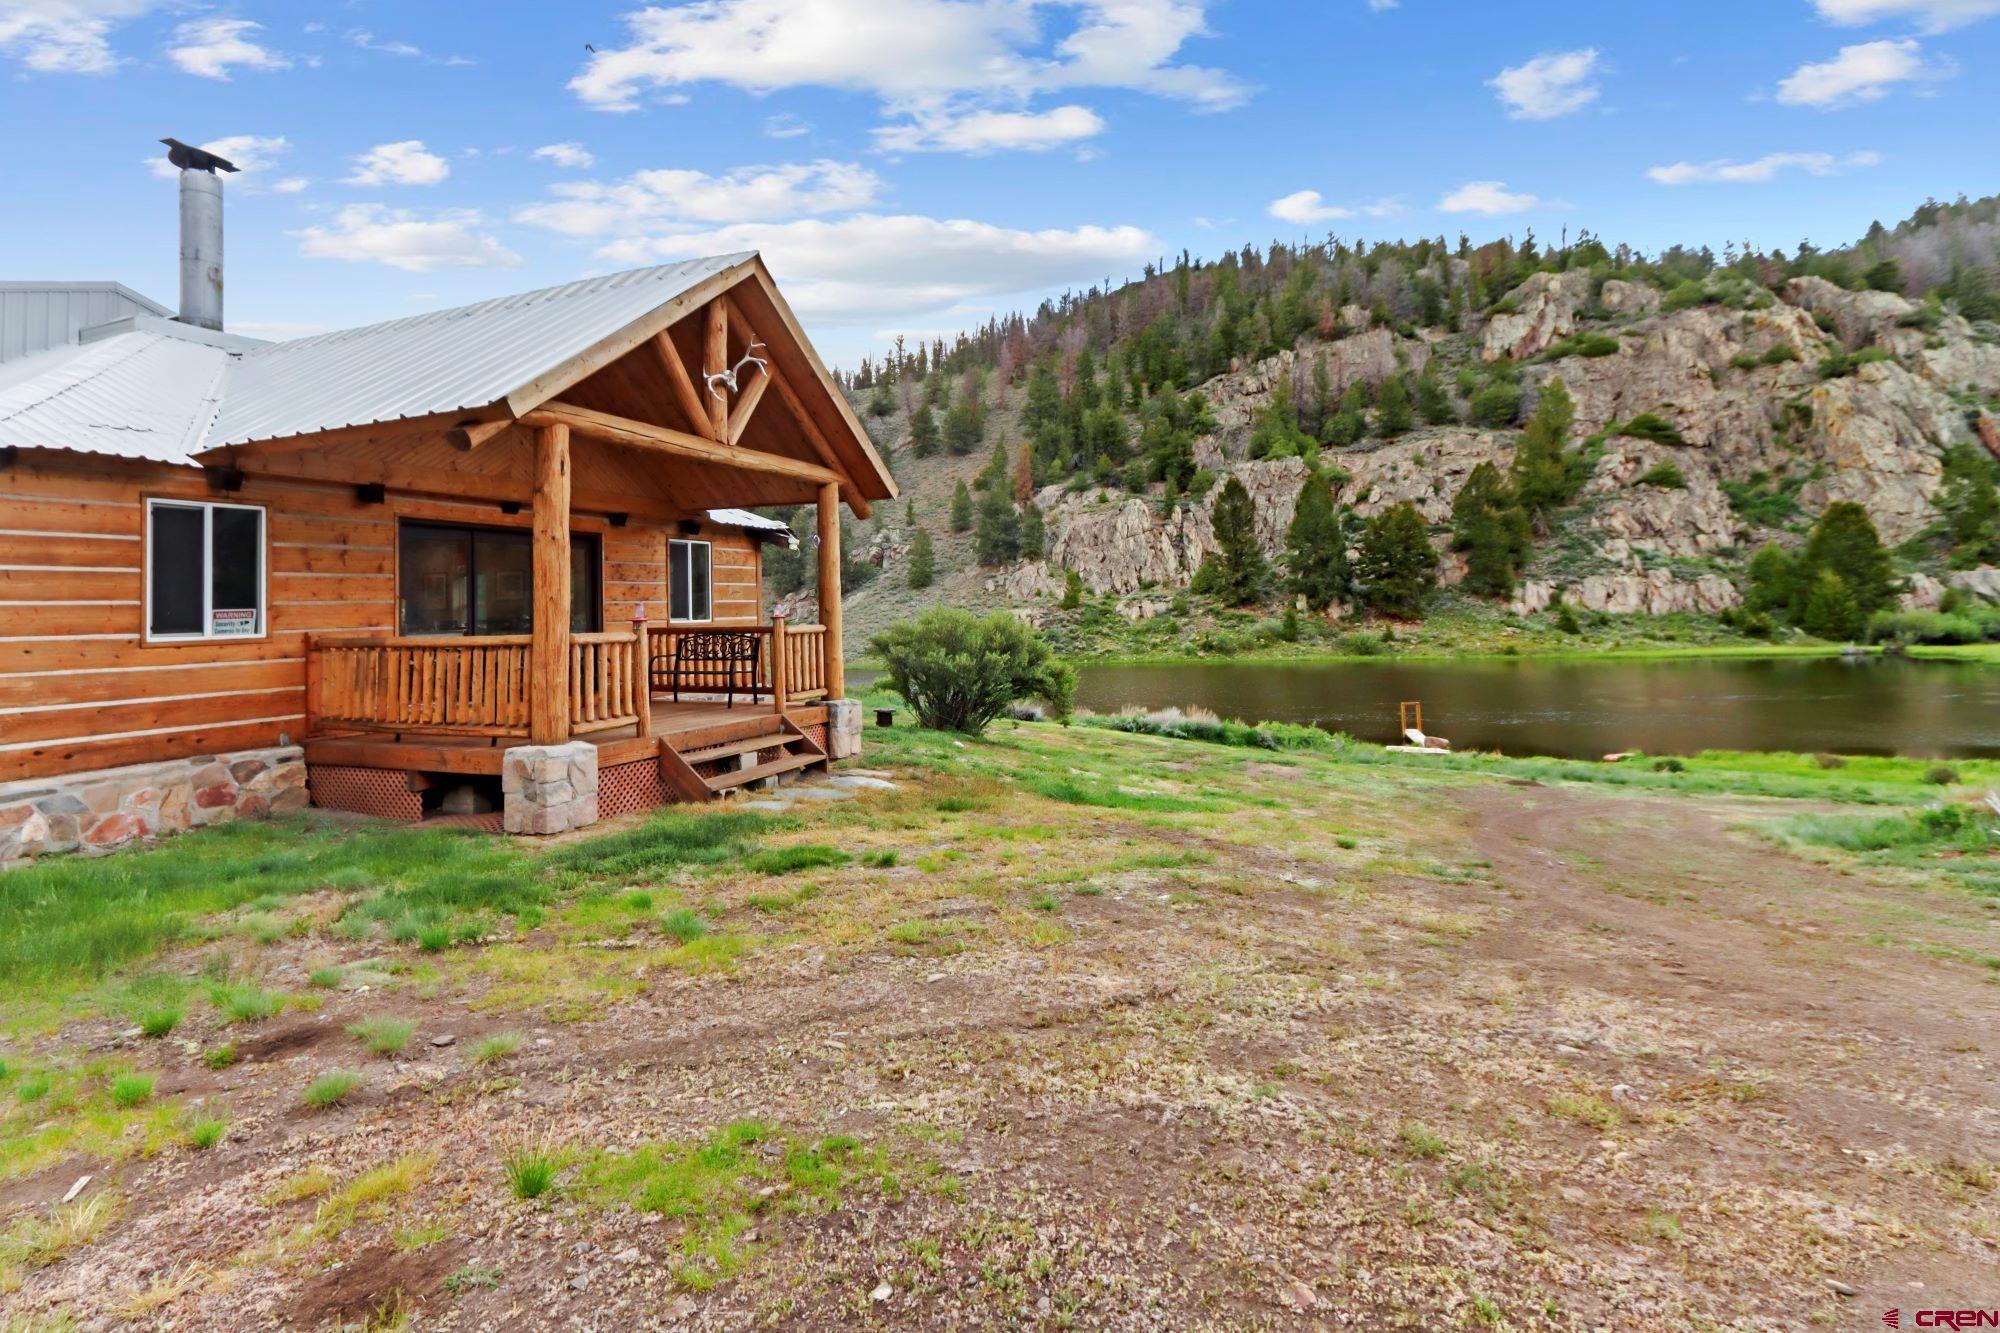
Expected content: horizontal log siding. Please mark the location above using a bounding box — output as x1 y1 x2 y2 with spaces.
0 453 765 783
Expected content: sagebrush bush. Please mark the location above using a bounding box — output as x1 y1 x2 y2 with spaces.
869 608 1076 735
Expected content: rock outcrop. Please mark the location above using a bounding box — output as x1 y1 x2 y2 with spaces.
1600 279 1660 318
1582 445 1739 558
1200 329 1430 453
1483 269 1596 361
1513 572 1741 616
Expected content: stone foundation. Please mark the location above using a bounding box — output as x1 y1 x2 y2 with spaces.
0 746 307 867
826 699 863 760
502 741 599 836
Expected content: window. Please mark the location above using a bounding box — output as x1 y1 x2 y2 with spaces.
397 521 600 636
669 540 712 622
146 499 265 641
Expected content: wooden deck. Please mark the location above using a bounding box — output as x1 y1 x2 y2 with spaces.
305 695 826 775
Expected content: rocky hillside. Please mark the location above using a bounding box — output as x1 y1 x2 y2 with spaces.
831 229 2000 648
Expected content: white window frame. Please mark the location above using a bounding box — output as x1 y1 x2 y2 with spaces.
144 497 267 643
668 538 713 624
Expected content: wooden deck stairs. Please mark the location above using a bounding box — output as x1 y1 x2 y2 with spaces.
655 711 829 801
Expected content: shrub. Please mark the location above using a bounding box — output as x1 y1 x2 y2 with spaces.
1924 764 1961 786
1866 609 1982 646
1819 347 1894 379
869 608 1076 735
303 1071 362 1109
1662 279 1708 312
1651 757 1686 773
1468 381 1521 427
1542 332 1620 360
203 1044 237 1070
1634 461 1687 489
1814 753 1847 770
1614 414 1685 446
1554 601 1582 636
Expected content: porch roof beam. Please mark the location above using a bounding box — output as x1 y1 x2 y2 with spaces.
723 293 870 519
522 400 841 487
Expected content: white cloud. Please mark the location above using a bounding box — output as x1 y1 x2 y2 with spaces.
516 160 882 236
1489 48 1600 119
569 1 1244 157
532 142 597 169
875 103 1104 153
764 113 812 139
1812 0 2000 31
1777 39 1942 107
1268 189 1348 224
293 205 520 272
272 176 310 194
147 134 289 178
165 17 288 79
0 0 157 72
346 140 452 187
592 213 1158 329
1647 149 1883 185
1439 180 1540 215
1367 0 1397 9
345 28 473 65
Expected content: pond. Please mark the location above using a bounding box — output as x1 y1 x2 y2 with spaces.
1067 656 2000 760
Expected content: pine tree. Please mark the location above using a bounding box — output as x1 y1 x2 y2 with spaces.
1799 568 1862 640
973 487 1021 566
1354 502 1439 617
943 398 982 455
909 404 940 458
1800 501 1894 616
1375 373 1414 437
1200 475 1268 605
1937 444 2000 564
1060 569 1084 609
1510 378 1580 517
906 526 935 589
1451 462 1532 598
1415 370 1455 425
1020 499 1046 559
1285 478 1348 610
1022 362 1063 436
868 382 895 417
1744 543 1799 614
949 479 972 533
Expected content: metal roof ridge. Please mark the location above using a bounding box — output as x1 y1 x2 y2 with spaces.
246 252 760 357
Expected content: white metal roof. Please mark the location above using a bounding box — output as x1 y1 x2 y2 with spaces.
0 329 230 464
0 282 171 364
207 254 751 447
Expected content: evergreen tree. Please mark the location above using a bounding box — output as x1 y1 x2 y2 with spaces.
949 479 973 533
1510 378 1580 517
1285 478 1348 610
1800 501 1894 617
1415 370 1455 425
1451 462 1532 598
1799 568 1863 640
1250 373 1317 458
1354 502 1439 617
1936 444 2000 565
1375 372 1415 437
1079 405 1128 471
906 526 935 589
1020 499 1046 559
1060 569 1084 609
1199 475 1268 605
943 398 982 455
1021 361 1063 436
1744 543 1800 614
973 487 1022 565
869 382 895 417
909 404 940 458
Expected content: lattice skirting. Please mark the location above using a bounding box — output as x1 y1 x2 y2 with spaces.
803 722 827 752
600 758 671 818
308 766 423 822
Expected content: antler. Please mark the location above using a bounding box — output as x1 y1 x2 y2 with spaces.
705 342 769 401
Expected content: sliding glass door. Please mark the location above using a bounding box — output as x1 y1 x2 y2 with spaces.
399 521 601 636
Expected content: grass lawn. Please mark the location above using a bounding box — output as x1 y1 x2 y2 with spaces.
2 712 1997 1326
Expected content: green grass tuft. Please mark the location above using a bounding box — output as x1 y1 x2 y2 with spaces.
137 1006 183 1038
468 1032 523 1064
503 1147 560 1200
183 1115 227 1150
109 1073 154 1108
303 1071 361 1109
346 1017 416 1056
659 908 711 943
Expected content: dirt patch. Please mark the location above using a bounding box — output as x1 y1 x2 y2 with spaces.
286 1241 469 1327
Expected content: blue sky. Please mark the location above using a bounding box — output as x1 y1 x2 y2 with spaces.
1 0 1995 364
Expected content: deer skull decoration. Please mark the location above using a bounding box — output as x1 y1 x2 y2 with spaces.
705 342 769 401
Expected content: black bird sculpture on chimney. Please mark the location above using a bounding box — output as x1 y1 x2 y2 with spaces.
160 138 239 174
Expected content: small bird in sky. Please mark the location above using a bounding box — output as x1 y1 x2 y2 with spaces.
159 138 240 174
584 43 596 52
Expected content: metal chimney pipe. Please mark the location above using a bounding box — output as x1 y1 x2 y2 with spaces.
178 169 223 331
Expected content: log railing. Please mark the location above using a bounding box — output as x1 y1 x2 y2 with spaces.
778 623 829 702
308 631 647 738
309 634 534 737
569 632 645 735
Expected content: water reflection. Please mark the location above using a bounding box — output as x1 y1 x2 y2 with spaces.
1070 657 2000 760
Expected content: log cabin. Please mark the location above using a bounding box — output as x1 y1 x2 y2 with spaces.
0 164 894 860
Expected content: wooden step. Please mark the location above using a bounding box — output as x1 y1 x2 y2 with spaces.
703 751 820 792
677 732 794 765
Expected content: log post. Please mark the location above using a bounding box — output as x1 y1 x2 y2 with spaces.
704 301 729 440
631 605 652 740
770 613 789 714
530 422 573 745
816 481 844 701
